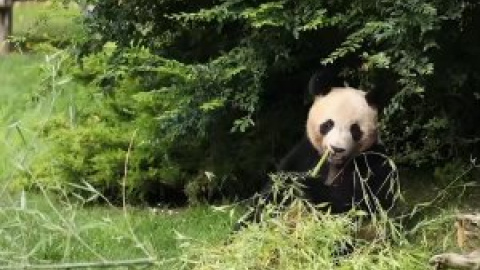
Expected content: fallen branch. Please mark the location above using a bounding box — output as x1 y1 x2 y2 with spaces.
430 249 480 270
0 258 156 270
429 213 480 269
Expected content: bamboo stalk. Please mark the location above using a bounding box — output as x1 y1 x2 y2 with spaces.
0 258 156 270
310 149 330 178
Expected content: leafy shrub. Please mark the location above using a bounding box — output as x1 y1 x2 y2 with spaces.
85 0 480 166
33 0 480 203
30 43 272 203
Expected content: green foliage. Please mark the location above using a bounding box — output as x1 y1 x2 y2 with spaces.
179 211 429 270
0 55 45 190
33 0 480 202
30 42 270 203
0 190 233 267
176 175 430 270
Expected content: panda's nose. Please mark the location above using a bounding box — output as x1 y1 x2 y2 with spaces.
330 145 346 153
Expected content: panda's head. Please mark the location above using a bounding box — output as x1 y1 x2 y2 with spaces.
306 71 381 165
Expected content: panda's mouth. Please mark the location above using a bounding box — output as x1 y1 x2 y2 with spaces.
328 155 347 165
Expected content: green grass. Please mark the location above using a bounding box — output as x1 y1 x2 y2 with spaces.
0 0 82 181
0 4 237 266
175 174 480 270
0 54 42 117
0 61 476 268
12 1 83 51
0 50 233 269
0 54 44 184
1 3 479 269
0 191 235 268
0 52 475 268
0 54 477 270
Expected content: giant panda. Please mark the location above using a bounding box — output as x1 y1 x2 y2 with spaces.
235 69 399 229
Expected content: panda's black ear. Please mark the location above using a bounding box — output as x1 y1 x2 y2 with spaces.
365 90 381 108
308 68 344 96
365 89 390 110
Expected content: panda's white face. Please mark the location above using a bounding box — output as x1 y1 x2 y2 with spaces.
306 87 379 165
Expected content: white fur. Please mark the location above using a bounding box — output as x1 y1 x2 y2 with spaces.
306 87 378 165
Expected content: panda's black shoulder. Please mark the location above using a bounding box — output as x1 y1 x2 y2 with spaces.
365 142 388 154
360 143 391 167
352 143 395 183
278 137 319 172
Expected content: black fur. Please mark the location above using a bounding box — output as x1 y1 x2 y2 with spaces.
365 90 388 110
234 69 397 230
308 68 345 96
309 67 391 111
234 137 398 230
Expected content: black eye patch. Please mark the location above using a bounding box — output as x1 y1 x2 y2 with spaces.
350 123 363 141
320 119 334 135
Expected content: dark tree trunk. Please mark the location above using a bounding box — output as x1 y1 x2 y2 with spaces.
0 6 12 55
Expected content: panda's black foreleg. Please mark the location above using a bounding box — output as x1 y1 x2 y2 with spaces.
233 137 320 231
